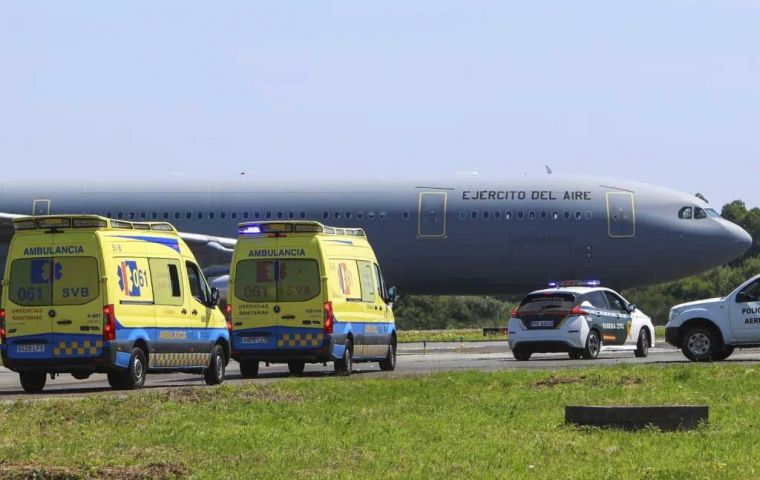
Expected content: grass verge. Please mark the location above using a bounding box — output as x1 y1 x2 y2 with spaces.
0 364 757 479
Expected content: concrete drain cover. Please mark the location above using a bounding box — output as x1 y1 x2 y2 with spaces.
565 405 708 431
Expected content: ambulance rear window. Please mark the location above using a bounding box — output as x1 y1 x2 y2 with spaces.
234 259 320 303
8 257 100 306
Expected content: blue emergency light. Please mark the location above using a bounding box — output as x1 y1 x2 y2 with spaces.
548 280 601 288
238 225 262 235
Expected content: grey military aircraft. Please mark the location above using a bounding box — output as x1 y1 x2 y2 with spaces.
0 175 752 297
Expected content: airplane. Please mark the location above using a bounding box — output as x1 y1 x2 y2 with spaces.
0 174 752 298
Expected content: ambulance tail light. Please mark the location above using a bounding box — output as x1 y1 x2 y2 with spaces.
225 304 233 331
570 305 589 317
0 308 6 343
323 301 334 334
103 304 116 341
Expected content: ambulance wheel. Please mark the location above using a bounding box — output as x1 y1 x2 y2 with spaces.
681 326 718 362
582 330 601 360
334 339 353 376
379 342 396 371
107 371 128 390
635 328 650 358
287 361 306 376
71 372 92 380
239 360 259 378
713 345 735 361
568 349 583 360
204 345 226 385
19 371 46 393
118 347 147 390
512 346 532 361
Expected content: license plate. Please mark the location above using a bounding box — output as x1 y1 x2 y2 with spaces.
16 344 45 353
241 336 267 345
531 320 554 328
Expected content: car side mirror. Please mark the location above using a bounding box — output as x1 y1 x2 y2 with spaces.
628 304 637 313
387 286 398 303
209 287 221 306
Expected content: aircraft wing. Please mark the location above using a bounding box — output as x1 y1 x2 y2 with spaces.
177 231 237 277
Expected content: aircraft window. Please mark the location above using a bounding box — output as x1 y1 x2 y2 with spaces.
585 211 593 220
288 212 295 219
231 212 238 220
471 211 478 220
529 211 536 220
106 211 113 218
174 212 180 220
540 211 548 220
117 212 124 219
140 212 147 220
483 211 490 220
695 208 707 219
552 212 559 220
494 211 501 219
220 212 227 220
679 207 693 220
152 212 158 220
334 212 341 219
254 212 261 219
564 211 570 220
197 212 203 219
379 211 387 220
517 211 524 220
505 211 512 220
706 208 721 218
368 211 375 220
345 212 352 219
357 211 365 220
185 212 192 220
265 211 272 219
459 211 467 220
274 212 282 219
322 211 329 220
162 212 169 220
299 212 306 219
402 211 410 221
128 212 136 220
575 211 582 220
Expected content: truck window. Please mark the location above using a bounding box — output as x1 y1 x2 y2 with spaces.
235 259 320 303
9 257 99 306
737 280 760 303
373 263 388 302
357 261 375 303
149 258 183 306
185 261 209 304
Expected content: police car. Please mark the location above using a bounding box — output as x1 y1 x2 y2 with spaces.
508 281 654 360
666 274 760 361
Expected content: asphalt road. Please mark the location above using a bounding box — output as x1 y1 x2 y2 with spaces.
1 341 759 400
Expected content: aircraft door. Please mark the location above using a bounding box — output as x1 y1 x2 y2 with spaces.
33 199 50 216
606 192 635 238
418 192 447 238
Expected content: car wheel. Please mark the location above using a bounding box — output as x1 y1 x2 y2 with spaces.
379 342 397 371
681 327 718 362
19 371 47 393
204 345 226 385
712 345 735 362
635 328 650 358
512 346 532 361
334 339 353 376
568 349 583 360
239 359 259 378
287 361 306 376
582 330 601 359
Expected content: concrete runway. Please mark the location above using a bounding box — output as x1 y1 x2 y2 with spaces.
1 341 758 400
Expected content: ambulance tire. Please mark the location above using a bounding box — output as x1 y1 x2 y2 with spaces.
19 371 46 393
112 347 147 390
287 361 306 376
204 345 226 385
634 328 650 358
379 342 396 371
334 339 353 376
582 330 601 360
71 372 91 380
239 360 259 378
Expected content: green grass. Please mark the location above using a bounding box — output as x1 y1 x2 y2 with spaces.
1 364 759 479
399 326 668 344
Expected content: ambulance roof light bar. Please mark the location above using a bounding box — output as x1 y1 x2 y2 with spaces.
548 280 602 288
12 215 178 233
237 221 366 238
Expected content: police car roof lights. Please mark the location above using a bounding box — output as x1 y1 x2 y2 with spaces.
548 280 602 288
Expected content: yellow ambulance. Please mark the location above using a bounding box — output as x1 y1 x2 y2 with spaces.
227 221 398 377
0 215 230 393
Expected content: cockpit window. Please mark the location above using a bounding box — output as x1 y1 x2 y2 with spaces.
706 208 721 218
678 207 693 220
694 207 707 219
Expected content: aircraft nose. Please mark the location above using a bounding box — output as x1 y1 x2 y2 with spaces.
725 222 753 258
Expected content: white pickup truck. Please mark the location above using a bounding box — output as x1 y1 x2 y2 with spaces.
666 274 760 361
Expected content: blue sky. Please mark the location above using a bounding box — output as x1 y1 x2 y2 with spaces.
1 1 759 208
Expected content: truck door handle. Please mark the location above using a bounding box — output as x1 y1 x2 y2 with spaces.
56 320 72 325
282 315 296 320
181 309 188 315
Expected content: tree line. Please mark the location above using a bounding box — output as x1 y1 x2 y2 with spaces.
393 200 760 330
